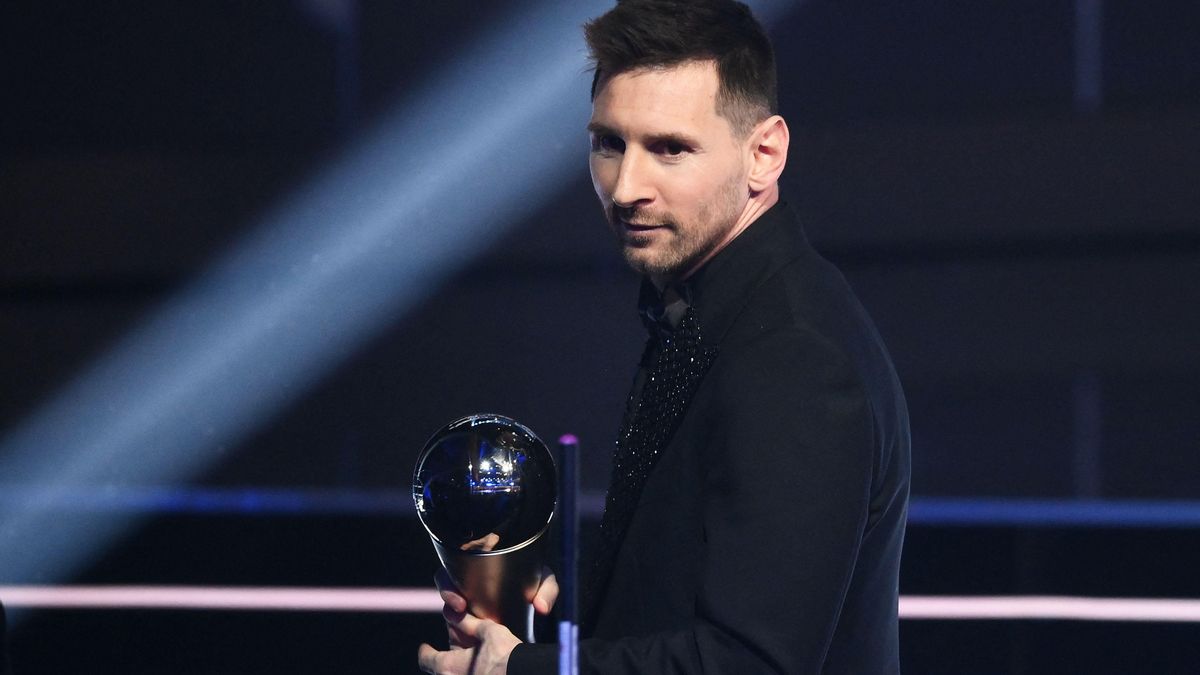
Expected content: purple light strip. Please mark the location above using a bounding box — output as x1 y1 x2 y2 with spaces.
0 585 441 613
901 595 1200 622
5 586 1200 622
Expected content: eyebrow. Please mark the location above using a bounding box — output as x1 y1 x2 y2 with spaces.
586 122 617 136
645 131 702 149
586 123 702 149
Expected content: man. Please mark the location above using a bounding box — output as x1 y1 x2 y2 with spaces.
419 1 909 673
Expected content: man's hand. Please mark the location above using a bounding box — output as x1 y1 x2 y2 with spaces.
529 569 559 616
417 605 520 675
417 569 559 674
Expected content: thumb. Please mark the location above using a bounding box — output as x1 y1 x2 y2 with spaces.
533 571 559 615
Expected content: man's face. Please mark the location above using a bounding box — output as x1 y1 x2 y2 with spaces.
588 61 750 284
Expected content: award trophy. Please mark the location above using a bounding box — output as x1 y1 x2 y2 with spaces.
413 413 557 641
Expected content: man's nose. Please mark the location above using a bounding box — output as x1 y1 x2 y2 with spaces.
611 150 653 207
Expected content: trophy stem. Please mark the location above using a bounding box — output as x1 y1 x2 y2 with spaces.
431 531 546 642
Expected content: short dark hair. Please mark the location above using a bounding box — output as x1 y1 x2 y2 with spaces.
583 0 778 137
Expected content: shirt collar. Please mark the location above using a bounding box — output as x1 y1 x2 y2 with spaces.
634 199 812 343
638 279 693 338
683 199 813 343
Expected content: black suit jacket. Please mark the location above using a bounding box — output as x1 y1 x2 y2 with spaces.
510 201 910 673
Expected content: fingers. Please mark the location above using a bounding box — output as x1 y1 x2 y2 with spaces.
445 603 483 638
438 601 473 647
532 571 559 615
435 570 471 648
419 642 477 675
447 621 473 648
417 643 439 673
422 615 518 674
447 605 509 646
434 569 468 614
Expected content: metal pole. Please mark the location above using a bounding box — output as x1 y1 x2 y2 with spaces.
557 434 580 675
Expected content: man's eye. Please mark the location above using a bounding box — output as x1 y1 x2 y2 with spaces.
651 140 688 157
593 134 625 153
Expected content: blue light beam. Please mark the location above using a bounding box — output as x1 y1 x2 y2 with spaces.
0 0 609 586
0 0 800 589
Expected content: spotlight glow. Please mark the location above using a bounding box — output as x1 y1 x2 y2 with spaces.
0 0 802 593
0 0 608 586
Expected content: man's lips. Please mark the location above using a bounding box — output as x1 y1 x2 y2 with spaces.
618 219 668 232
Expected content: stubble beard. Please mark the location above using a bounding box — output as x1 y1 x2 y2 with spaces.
610 174 745 283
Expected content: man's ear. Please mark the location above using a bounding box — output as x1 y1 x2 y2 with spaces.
747 115 789 193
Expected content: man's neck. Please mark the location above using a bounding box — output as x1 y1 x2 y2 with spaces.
652 183 780 291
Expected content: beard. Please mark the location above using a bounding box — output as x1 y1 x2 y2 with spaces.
607 173 746 283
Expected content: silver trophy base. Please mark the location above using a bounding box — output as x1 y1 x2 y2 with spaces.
432 529 545 641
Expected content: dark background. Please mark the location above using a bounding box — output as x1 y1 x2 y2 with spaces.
2 1 1198 672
